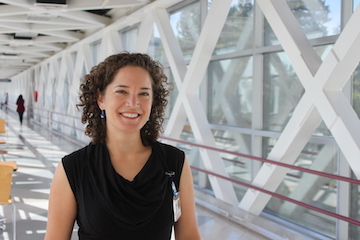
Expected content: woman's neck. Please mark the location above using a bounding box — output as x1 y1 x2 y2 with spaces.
106 131 146 155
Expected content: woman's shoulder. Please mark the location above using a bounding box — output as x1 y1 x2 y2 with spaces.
154 141 185 170
64 143 90 158
155 141 184 158
62 143 95 167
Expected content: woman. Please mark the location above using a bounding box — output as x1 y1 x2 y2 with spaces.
16 94 25 125
45 53 201 240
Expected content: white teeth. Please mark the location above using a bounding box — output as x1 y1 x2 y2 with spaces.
121 113 138 118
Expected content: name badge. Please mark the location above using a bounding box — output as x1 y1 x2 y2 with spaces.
172 182 181 222
166 171 182 222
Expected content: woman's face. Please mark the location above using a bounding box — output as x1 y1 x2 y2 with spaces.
97 66 153 135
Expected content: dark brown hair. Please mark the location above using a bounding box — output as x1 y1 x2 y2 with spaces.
77 52 171 145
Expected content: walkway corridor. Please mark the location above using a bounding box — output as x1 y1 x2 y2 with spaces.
0 109 269 240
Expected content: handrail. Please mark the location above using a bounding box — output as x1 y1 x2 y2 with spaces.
51 110 81 119
50 111 84 132
161 136 360 185
190 165 360 226
160 136 360 227
28 108 360 227
31 107 84 132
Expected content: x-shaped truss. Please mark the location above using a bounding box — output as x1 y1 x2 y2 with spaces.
239 0 360 214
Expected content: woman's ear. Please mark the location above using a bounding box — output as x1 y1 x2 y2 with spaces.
97 89 104 110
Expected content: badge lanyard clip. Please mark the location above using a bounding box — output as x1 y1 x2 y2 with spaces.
166 171 181 222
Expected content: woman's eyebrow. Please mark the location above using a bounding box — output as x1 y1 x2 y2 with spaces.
114 85 152 90
141 87 152 90
115 84 129 88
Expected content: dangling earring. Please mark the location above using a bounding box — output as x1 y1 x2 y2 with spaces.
147 118 150 122
100 110 105 119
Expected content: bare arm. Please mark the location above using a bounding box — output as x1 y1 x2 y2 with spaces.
174 157 201 240
45 162 77 240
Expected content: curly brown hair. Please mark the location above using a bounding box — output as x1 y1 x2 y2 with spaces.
77 52 171 145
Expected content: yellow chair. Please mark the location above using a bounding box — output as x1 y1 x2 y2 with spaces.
0 164 16 239
0 119 5 134
0 119 7 161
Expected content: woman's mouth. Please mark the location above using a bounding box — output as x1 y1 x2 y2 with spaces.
121 113 139 118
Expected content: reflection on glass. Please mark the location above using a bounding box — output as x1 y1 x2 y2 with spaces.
207 57 253 128
355 0 360 11
264 140 338 239
213 129 252 184
214 0 254 55
179 126 214 193
314 44 332 61
163 68 178 126
91 40 101 65
265 0 340 45
180 127 253 198
350 178 360 239
353 64 360 119
147 24 168 65
170 2 200 62
264 46 332 136
121 28 138 53
263 52 304 131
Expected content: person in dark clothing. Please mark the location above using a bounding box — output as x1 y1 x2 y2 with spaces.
16 94 25 125
45 53 201 240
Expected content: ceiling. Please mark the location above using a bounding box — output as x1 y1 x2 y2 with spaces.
0 0 152 80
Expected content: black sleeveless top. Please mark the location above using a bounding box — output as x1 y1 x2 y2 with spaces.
62 141 185 240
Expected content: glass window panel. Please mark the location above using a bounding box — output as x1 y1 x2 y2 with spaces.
265 0 340 46
91 40 101 65
162 67 178 130
207 57 253 128
264 20 279 46
71 51 77 66
147 24 168 66
121 27 138 53
263 52 304 131
178 127 214 193
170 2 200 62
213 0 254 55
353 64 360 119
264 45 332 136
264 141 338 239
350 176 360 239
213 129 252 181
63 75 69 108
287 0 341 37
314 44 332 60
354 0 360 11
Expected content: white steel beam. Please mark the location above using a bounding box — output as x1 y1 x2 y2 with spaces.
159 0 238 205
134 11 154 53
239 0 360 215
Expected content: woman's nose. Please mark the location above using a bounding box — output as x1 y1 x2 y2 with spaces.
126 95 140 107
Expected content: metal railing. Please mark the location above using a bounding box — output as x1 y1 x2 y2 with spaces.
160 136 360 227
29 107 360 238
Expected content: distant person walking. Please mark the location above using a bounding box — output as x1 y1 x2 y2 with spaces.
1 92 8 110
16 95 25 125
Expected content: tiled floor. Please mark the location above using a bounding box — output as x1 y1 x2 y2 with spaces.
0 109 269 240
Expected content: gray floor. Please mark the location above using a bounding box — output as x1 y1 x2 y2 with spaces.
0 109 269 240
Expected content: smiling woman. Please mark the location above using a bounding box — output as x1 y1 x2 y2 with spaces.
44 52 201 240
78 53 170 146
97 66 154 137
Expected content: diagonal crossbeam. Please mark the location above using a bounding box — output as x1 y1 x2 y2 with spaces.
239 0 360 215
152 0 238 205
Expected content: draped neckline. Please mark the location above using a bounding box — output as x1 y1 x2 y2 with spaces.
87 142 170 229
107 146 153 184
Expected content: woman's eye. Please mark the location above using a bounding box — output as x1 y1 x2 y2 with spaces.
140 92 150 96
116 90 126 94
